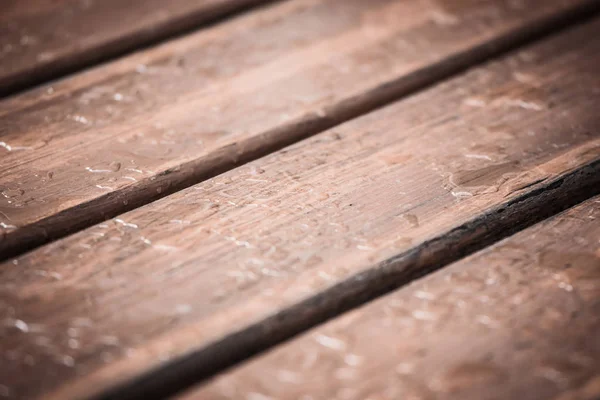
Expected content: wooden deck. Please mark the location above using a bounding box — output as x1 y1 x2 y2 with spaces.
191 196 600 400
0 1 599 399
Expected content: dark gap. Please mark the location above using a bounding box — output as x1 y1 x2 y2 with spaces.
2 1 599 262
93 159 600 400
0 0 283 98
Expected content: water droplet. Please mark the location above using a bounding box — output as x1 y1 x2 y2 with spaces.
430 10 459 25
86 167 112 173
403 214 419 228
37 51 55 62
72 115 89 124
0 142 12 151
14 319 29 332
513 72 542 87
314 334 346 351
60 355 75 367
356 244 374 251
413 290 436 300
451 191 473 199
0 141 32 152
110 162 122 172
344 353 363 366
34 270 64 281
557 281 573 292
464 154 493 161
276 370 303 384
20 35 36 46
463 97 486 107
501 98 543 111
1 188 25 199
411 309 436 321
175 304 192 314
395 362 415 375
249 166 265 175
100 335 120 346
169 219 191 225
476 315 498 327
95 185 113 190
114 219 138 229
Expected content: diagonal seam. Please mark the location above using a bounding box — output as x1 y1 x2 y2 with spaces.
91 158 600 400
3 0 600 262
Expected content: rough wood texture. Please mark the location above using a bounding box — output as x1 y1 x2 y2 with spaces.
0 0 271 95
1 0 597 259
2 17 600 400
190 196 600 400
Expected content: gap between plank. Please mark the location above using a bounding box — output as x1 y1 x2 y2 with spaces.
3 1 599 262
0 0 283 99
186 195 600 400
92 155 600 400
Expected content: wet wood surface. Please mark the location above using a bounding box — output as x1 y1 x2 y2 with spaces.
1 0 597 259
1 17 600 400
0 0 270 95
189 196 600 400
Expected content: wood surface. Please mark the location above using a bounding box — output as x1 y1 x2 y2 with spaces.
1 0 597 259
189 196 600 400
0 0 271 95
2 17 600 400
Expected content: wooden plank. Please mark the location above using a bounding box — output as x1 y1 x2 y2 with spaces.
0 0 271 95
189 196 600 400
2 17 600 400
1 0 597 259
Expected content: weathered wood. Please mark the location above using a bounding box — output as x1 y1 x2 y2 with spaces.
1 0 597 259
1 17 600 400
0 0 271 95
189 196 600 400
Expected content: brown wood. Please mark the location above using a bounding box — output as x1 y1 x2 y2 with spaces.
189 196 600 400
0 0 271 95
2 17 600 400
1 0 597 259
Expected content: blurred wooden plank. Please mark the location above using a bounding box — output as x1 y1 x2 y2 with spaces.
0 0 271 95
1 0 597 259
2 17 600 400
190 196 600 400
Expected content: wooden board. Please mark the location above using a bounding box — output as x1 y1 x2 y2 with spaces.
1 0 597 259
2 17 600 400
0 0 270 95
189 196 600 400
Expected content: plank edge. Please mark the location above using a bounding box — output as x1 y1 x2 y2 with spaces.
85 157 600 400
3 1 599 261
0 0 280 98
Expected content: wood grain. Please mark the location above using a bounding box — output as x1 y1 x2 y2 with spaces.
0 0 272 95
1 0 597 259
188 196 600 400
2 17 600 400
